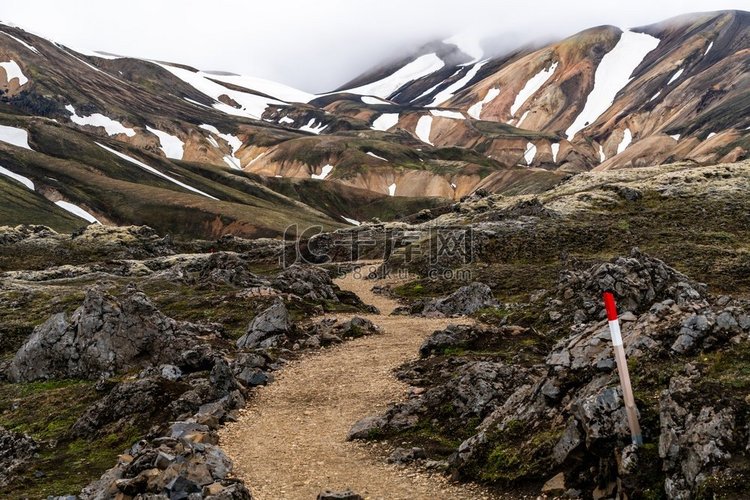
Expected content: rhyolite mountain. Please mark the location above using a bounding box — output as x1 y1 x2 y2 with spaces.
0 10 748 238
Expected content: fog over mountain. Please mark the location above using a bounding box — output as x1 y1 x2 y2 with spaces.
1 0 747 91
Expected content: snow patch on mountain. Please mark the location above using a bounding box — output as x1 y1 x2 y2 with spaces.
565 30 660 139
617 128 633 154
278 116 294 124
311 164 334 180
510 61 558 116
0 124 31 150
199 124 242 168
366 152 388 161
0 60 28 85
0 31 39 54
344 53 445 99
467 87 500 119
146 126 184 160
415 115 433 145
0 165 33 190
299 118 327 135
388 183 397 196
66 105 135 137
599 144 606 163
361 96 391 105
429 60 487 106
704 41 714 56
430 109 465 120
341 216 361 226
371 113 399 131
667 68 684 85
96 142 218 200
207 73 314 103
551 143 560 163
158 63 284 119
524 142 536 165
516 110 530 127
55 201 100 224
670 134 680 141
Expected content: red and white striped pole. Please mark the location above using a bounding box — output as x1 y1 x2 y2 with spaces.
603 291 643 446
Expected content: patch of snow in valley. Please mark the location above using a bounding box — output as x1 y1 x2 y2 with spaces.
599 144 606 163
341 216 361 226
707 132 716 139
524 142 536 165
565 30 660 139
366 152 388 161
96 142 218 200
667 68 684 85
510 62 558 116
430 109 465 120
0 124 31 149
361 96 391 105
0 165 34 189
415 115 433 145
146 126 184 160
467 87 500 119
388 183 397 196
344 53 445 99
670 134 680 141
429 60 488 106
299 118 327 135
311 164 334 180
704 41 713 56
650 91 661 102
551 143 560 163
371 113 399 131
0 60 28 85
249 152 267 166
445 33 483 63
0 31 39 53
279 116 294 124
616 128 632 154
66 105 135 137
158 63 284 119
55 201 100 224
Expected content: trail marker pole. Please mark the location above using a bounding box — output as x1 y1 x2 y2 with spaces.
603 291 643 446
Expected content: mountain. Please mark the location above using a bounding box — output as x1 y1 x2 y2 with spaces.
0 11 748 237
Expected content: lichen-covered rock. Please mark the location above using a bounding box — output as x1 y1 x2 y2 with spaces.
0 427 38 487
422 282 499 316
8 286 213 382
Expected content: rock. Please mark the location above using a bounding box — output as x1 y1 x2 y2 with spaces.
347 415 387 440
317 490 363 500
273 265 339 301
542 472 567 496
419 324 481 357
671 314 712 354
236 300 290 349
160 364 183 381
387 447 426 463
8 286 207 382
0 427 38 487
422 282 499 316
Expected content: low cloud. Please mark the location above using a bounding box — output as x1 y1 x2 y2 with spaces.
0 0 744 92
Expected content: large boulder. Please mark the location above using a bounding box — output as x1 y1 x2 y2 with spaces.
422 282 499 316
8 286 208 382
235 300 291 349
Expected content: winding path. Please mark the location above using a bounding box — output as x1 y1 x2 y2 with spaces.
219 264 495 499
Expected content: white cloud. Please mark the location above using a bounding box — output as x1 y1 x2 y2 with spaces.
0 0 743 92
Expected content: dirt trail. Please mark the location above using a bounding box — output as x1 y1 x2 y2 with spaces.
219 264 496 500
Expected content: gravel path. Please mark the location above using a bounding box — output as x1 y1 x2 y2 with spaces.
219 264 498 499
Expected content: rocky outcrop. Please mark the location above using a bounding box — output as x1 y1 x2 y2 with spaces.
422 282 499 316
236 300 291 349
80 424 252 500
0 427 38 488
354 251 750 498
8 285 214 382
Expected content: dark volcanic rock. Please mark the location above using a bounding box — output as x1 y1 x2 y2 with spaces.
8 285 214 382
236 300 291 349
0 427 38 487
421 282 499 316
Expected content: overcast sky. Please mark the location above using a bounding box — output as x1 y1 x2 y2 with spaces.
1 1 746 92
